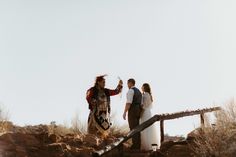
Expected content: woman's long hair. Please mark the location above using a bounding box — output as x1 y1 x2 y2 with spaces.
142 83 153 102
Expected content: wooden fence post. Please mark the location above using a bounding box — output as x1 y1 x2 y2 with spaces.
200 113 205 126
160 120 164 143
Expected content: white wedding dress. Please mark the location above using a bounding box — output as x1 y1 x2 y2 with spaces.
140 92 160 151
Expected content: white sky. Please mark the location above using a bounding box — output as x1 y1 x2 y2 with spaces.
0 0 236 136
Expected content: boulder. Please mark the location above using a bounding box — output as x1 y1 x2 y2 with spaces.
47 142 67 153
0 132 41 147
48 134 60 143
165 144 193 157
160 140 175 153
187 127 202 141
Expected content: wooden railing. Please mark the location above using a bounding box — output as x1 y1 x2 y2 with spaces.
92 107 221 157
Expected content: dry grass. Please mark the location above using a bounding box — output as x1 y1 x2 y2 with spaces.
71 112 87 134
0 104 10 133
109 112 129 137
48 121 74 135
48 112 87 136
0 104 9 121
192 100 236 157
109 122 129 137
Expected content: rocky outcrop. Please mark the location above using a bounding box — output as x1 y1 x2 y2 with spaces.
0 122 199 157
0 122 120 157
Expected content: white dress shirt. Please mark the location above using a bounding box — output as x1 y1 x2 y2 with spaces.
126 87 135 104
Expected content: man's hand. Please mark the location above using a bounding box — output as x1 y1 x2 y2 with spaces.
123 112 127 120
119 80 123 86
123 103 131 120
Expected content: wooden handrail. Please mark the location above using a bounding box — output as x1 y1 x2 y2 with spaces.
92 106 221 157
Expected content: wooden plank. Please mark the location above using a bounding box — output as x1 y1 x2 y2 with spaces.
157 107 221 122
160 120 164 143
93 115 160 157
92 107 221 157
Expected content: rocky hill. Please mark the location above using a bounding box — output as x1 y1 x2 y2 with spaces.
0 121 196 157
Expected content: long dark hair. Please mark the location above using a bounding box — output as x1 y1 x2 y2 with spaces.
142 83 153 102
94 74 107 86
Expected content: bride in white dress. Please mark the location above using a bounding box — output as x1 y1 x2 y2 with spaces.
140 83 160 151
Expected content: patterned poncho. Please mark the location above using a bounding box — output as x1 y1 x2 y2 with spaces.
86 85 122 136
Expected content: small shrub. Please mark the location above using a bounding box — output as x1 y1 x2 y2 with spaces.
192 100 236 157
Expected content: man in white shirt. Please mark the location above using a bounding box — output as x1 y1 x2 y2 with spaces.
123 78 142 150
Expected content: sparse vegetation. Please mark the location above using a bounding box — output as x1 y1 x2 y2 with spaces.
0 103 10 132
0 103 9 121
71 111 87 134
47 112 87 136
109 112 129 137
47 121 75 135
110 122 129 137
192 100 236 157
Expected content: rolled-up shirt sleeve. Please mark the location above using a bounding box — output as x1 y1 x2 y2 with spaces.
126 88 134 104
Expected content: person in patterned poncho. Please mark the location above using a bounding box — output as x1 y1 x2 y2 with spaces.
86 75 123 136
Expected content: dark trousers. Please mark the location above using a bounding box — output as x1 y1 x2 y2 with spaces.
128 106 141 149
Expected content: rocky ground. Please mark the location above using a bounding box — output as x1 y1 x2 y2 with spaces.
0 121 197 157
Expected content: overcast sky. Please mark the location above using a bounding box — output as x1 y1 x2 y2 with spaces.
1 0 236 136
